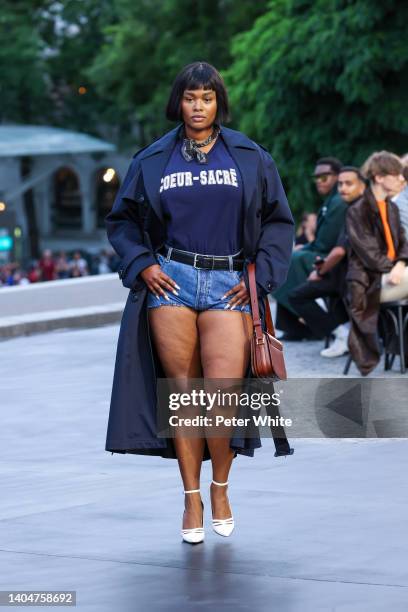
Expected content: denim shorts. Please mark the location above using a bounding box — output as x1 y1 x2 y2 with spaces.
146 251 252 313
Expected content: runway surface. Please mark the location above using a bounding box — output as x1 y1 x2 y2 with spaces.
1 325 407 611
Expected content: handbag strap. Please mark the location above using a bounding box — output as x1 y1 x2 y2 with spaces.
247 262 276 340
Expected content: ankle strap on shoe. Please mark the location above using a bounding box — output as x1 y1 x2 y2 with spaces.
212 480 228 486
184 488 200 494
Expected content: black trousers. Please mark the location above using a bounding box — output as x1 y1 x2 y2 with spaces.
275 304 318 338
288 271 349 339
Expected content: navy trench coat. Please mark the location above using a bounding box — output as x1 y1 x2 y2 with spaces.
105 123 295 461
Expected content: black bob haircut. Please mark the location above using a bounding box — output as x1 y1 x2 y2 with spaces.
165 62 231 124
316 157 343 174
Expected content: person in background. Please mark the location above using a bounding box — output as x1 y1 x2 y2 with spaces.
274 156 347 340
39 249 56 282
70 265 82 278
98 249 112 274
393 153 408 236
289 167 366 357
55 251 71 279
294 212 317 249
107 248 120 273
2 263 16 285
69 251 89 277
346 151 408 375
13 268 29 285
89 254 100 275
6 264 15 285
27 260 41 283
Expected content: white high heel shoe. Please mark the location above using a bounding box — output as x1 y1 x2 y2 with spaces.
181 488 205 544
211 480 234 537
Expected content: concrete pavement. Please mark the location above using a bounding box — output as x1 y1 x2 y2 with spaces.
1 325 408 611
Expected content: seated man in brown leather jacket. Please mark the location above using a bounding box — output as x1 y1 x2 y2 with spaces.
346 151 408 376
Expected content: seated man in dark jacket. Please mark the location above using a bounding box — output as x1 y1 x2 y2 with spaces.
346 151 408 376
274 157 347 339
288 167 366 356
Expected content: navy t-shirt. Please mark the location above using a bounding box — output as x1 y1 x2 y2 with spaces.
159 135 244 255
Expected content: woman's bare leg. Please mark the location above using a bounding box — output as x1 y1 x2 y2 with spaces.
148 305 205 529
197 310 253 520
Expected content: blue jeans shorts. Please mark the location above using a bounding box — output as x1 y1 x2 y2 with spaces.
146 250 252 314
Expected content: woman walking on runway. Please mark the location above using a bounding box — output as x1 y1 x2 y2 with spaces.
105 61 294 544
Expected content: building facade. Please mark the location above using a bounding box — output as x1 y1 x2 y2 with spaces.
0 125 132 262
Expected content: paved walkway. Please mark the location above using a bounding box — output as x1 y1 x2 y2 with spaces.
283 336 406 378
1 325 407 611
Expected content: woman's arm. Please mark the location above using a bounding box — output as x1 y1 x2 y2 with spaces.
105 156 158 290
256 150 295 296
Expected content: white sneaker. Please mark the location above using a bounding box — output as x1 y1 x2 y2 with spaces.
211 480 234 537
320 337 348 358
334 323 349 340
181 488 204 544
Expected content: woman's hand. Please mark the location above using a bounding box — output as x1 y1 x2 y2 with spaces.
140 264 180 299
388 261 406 286
222 279 251 310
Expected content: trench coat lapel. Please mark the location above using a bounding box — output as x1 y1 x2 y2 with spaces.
139 123 259 229
225 142 259 252
220 127 259 220
139 127 179 225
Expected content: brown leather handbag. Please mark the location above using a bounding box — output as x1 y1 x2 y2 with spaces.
247 262 287 381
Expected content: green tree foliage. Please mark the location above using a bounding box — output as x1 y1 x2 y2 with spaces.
225 0 408 215
3 0 408 215
38 0 119 132
86 0 269 145
0 1 47 122
0 0 119 132
1 0 268 145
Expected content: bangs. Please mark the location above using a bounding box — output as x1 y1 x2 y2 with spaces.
182 65 219 93
166 62 231 124
361 151 403 181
